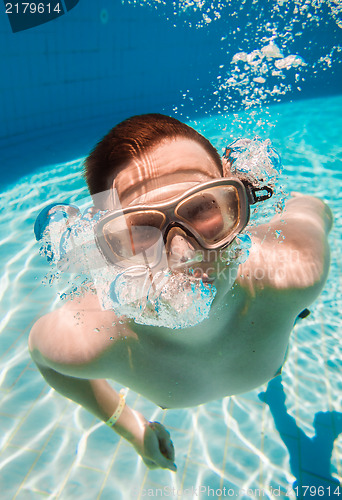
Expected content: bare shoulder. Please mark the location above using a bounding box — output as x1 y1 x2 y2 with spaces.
28 292 130 370
237 194 332 309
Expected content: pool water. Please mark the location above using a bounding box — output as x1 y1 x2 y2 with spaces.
0 95 341 499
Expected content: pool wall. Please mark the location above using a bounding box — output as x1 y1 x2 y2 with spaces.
1 0 341 186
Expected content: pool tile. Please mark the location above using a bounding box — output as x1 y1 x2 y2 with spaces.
223 445 261 484
60 464 106 499
229 399 264 448
98 483 127 500
0 358 33 390
177 460 203 493
0 413 22 450
2 301 45 334
13 487 50 499
262 432 290 467
9 393 68 449
0 370 46 416
0 329 24 354
72 407 98 431
0 445 39 498
77 423 123 473
162 408 193 431
198 470 240 497
24 425 81 495
106 441 142 478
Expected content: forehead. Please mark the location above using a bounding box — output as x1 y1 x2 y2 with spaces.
112 137 222 207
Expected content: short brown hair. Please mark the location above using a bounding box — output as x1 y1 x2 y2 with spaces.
83 113 222 195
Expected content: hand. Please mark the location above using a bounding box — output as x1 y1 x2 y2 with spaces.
133 421 177 472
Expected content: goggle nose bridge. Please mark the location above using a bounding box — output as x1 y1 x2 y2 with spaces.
161 220 198 246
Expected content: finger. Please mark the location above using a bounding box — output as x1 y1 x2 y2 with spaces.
142 457 159 469
150 422 175 461
145 423 177 471
154 453 177 472
150 422 169 435
150 422 171 442
143 449 176 472
159 438 175 461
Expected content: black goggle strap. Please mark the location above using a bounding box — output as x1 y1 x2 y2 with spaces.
222 147 273 204
242 181 273 205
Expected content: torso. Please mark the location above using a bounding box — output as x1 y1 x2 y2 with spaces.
29 196 331 409
32 274 300 409
104 294 295 409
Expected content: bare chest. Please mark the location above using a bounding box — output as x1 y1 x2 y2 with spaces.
99 309 294 408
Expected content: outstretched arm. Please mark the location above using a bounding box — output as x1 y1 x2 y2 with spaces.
275 192 333 235
28 326 176 471
242 193 332 307
271 192 332 293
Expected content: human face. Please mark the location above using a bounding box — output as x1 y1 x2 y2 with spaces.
98 138 240 329
111 138 233 280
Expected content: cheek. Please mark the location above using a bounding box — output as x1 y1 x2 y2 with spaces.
204 249 222 263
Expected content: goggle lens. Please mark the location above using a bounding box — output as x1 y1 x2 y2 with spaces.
176 185 240 244
102 211 165 262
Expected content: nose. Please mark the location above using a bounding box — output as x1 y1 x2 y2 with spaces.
165 227 197 267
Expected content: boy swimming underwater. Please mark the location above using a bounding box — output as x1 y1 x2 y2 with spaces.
28 114 332 471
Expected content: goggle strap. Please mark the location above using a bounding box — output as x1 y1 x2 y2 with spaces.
243 182 273 204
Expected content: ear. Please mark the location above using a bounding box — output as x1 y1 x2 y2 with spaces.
222 155 233 177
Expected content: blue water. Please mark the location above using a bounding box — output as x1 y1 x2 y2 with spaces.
0 95 341 499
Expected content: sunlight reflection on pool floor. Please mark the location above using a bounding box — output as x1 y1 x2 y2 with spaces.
0 96 341 499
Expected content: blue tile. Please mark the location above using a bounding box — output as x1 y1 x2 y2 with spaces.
0 446 39 497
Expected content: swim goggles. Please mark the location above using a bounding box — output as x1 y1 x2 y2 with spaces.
94 178 272 268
